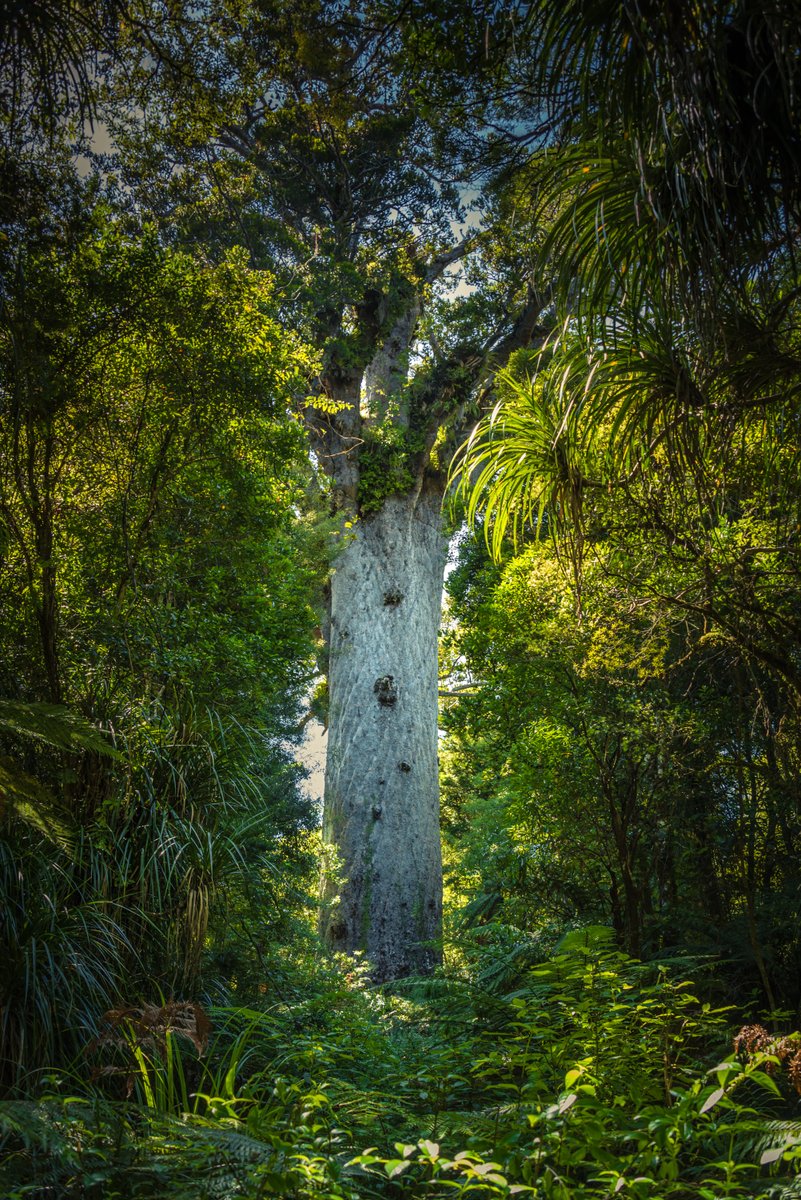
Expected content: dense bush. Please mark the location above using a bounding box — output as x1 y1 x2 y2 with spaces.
3 934 801 1198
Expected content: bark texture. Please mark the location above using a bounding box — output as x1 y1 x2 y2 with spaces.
308 263 550 981
320 483 446 981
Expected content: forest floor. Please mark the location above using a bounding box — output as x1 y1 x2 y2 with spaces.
3 928 801 1199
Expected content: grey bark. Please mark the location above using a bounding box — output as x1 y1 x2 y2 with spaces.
319 481 446 981
310 273 551 981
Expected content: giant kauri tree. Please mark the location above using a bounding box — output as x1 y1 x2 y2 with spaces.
109 0 541 978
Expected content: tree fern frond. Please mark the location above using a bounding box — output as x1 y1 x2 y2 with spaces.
325 1080 413 1125
0 758 75 848
0 701 121 758
0 1099 75 1158
175 1118 281 1165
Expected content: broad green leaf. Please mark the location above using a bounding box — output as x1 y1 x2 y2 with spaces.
384 1159 411 1179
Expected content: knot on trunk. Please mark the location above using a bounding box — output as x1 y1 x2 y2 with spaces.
374 675 398 706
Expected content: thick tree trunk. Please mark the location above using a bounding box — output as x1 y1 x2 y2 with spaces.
310 267 548 981
319 480 446 981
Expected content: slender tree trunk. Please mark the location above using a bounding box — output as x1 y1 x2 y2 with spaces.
319 480 446 980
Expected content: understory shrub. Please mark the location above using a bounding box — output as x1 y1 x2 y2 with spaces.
3 933 801 1198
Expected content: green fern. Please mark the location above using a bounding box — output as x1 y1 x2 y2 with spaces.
0 701 121 758
0 758 75 848
0 701 120 846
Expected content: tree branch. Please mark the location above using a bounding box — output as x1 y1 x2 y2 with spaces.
483 282 555 370
424 232 483 283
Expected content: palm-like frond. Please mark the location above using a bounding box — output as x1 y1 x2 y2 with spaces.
457 294 801 557
527 0 801 253
0 0 127 124
452 362 592 559
459 1 801 552
458 100 801 552
534 147 670 325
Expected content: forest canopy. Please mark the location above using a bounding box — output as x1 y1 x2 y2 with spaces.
2 2 801 1197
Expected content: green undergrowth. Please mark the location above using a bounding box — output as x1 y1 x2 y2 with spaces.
3 930 801 1199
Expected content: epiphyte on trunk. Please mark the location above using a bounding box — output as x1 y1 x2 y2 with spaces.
374 675 398 706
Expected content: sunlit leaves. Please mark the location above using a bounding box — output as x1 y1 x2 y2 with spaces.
453 360 593 559
0 187 326 1086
